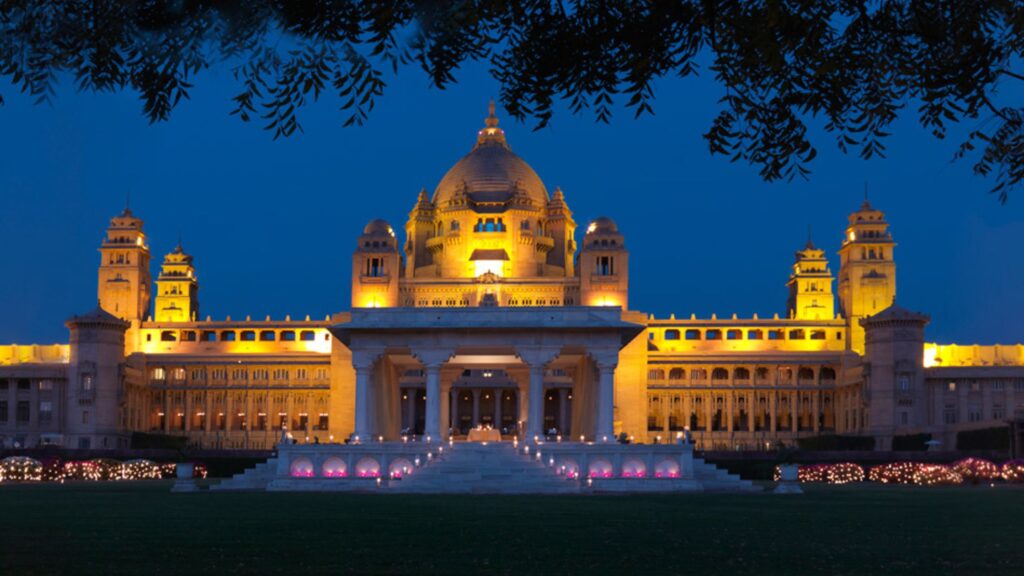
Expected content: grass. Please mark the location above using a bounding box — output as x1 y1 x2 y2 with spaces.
1 481 1022 575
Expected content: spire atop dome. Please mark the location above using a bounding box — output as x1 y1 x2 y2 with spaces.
476 99 508 148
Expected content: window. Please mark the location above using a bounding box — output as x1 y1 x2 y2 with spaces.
664 329 680 340
201 331 217 342
726 329 742 340
81 375 93 391
38 380 53 391
788 329 805 340
684 329 701 340
993 404 1005 420
16 401 30 423
970 381 981 392
947 382 956 392
968 404 982 422
596 256 614 276
151 368 166 381
767 330 784 340
182 331 197 342
281 331 296 341
706 329 721 340
17 379 30 391
221 331 237 342
160 330 176 342
900 412 908 425
240 330 256 341
366 257 385 277
172 368 185 381
1015 380 1024 392
300 331 316 341
810 330 826 340
992 381 1005 391
898 375 910 393
39 401 52 424
260 330 276 341
747 330 763 340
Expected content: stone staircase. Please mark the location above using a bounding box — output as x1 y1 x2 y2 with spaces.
691 457 758 492
211 460 276 491
389 443 579 494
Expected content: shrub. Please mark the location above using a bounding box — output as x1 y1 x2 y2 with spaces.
912 464 963 486
0 456 43 481
826 462 865 484
64 461 101 481
1000 460 1024 483
122 459 162 480
952 458 1001 484
869 462 921 484
90 458 125 480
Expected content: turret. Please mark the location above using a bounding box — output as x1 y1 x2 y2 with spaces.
786 237 835 320
860 303 929 450
837 199 897 353
405 190 435 276
545 187 577 276
578 217 629 308
153 243 199 322
65 305 130 449
351 219 400 308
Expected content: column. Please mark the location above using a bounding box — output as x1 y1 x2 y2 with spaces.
769 391 777 433
526 365 545 440
558 388 569 434
726 393 734 433
494 390 503 431
661 394 670 439
163 391 171 433
204 390 213 434
406 389 417 432
424 364 441 441
595 361 615 441
747 392 754 432
353 362 372 441
705 392 713 433
450 388 460 434
472 389 481 427
790 391 799 433
517 385 528 437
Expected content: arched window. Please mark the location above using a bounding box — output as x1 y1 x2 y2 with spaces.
220 331 236 342
821 367 836 381
788 329 805 340
281 331 296 341
798 367 815 385
690 368 707 381
810 330 826 340
160 330 176 342
668 368 685 380
300 331 315 341
706 329 722 340
201 331 216 342
768 329 784 340
240 330 256 341
734 367 750 380
711 368 729 381
450 220 459 231
259 331 275 341
748 329 763 340
726 329 742 340
684 329 701 340
648 369 665 380
664 329 680 340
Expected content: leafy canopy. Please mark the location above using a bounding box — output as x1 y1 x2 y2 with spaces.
1 1 1022 200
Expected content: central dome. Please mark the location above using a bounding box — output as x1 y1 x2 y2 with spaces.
432 103 549 208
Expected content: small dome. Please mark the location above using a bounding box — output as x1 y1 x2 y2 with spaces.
586 216 618 235
363 219 394 237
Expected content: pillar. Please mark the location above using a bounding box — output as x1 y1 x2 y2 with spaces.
424 364 441 441
558 388 569 434
526 365 545 441
494 389 503 431
353 362 372 441
472 388 481 427
790 391 799 433
596 361 615 441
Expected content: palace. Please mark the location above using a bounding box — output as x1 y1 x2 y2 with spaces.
2 104 1023 456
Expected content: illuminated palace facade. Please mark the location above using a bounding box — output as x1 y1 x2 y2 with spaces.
2 106 1023 453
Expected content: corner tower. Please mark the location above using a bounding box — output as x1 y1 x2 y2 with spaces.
837 200 896 354
97 208 151 349
579 217 629 308
351 219 400 308
786 238 835 320
153 244 199 322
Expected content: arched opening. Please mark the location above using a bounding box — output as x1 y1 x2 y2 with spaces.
684 329 701 340
655 459 681 478
389 458 414 479
588 458 613 479
289 457 314 478
726 329 742 340
664 329 680 340
668 368 685 380
711 368 729 382
706 329 722 340
321 457 347 478
355 457 381 478
734 367 750 381
559 459 580 479
621 458 646 478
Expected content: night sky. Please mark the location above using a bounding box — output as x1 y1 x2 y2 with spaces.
1 60 1021 345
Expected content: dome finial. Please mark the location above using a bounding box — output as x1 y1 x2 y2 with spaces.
486 99 498 128
476 99 507 148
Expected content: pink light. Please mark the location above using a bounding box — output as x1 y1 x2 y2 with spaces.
322 470 348 478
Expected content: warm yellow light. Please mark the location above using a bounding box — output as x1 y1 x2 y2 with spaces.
848 231 855 242
587 222 597 234
474 260 503 277
923 345 938 368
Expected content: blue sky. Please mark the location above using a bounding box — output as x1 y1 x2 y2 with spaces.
1 60 1021 345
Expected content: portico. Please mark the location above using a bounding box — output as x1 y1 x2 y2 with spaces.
332 307 642 443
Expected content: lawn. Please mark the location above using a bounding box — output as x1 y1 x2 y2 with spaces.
1 482 1022 575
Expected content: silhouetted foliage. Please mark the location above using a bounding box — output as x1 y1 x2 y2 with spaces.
1 1 1022 200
